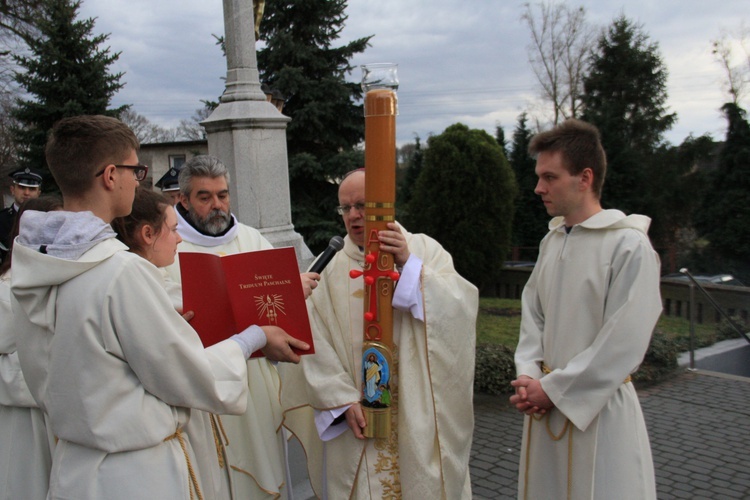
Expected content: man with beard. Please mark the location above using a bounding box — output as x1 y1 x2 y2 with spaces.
164 155 318 500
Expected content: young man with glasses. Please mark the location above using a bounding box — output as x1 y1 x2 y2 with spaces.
280 168 479 499
11 115 305 499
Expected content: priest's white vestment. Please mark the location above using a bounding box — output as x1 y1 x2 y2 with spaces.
281 231 477 499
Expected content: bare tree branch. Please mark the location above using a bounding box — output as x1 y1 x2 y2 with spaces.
712 23 750 105
522 1 595 125
175 105 212 141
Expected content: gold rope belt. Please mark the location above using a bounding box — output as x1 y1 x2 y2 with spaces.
164 428 204 500
522 365 632 499
542 364 632 383
210 414 230 468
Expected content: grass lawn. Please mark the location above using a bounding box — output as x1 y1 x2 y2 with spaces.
478 297 720 349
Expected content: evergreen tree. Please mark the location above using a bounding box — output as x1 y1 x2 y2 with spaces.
509 112 547 253
646 134 713 253
581 16 675 219
257 0 371 253
695 103 750 268
408 123 517 291
12 0 124 187
396 135 423 220
495 124 508 159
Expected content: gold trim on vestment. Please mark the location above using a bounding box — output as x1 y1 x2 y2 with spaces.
365 215 395 222
364 202 395 208
229 465 284 498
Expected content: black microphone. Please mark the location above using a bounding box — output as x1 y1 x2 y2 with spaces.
308 236 345 274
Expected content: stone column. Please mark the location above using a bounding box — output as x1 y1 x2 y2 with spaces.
202 0 312 268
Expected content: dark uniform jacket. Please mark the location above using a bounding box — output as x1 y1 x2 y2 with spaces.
0 204 17 260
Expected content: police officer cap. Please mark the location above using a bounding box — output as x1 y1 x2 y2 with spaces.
155 167 180 192
9 167 43 187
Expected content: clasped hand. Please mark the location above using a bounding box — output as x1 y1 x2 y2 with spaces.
509 376 554 415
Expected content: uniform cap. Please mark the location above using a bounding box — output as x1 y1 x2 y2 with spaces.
9 167 43 187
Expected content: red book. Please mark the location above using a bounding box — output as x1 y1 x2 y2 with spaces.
179 247 314 357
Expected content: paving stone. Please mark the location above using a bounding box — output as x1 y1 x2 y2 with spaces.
469 370 750 499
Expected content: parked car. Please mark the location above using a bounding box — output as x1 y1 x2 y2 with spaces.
503 261 536 268
661 273 746 287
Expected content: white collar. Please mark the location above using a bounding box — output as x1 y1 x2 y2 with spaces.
175 207 240 247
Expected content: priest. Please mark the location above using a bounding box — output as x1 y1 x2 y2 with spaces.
280 169 478 499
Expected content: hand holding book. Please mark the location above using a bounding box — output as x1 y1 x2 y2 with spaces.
180 247 315 358
259 325 310 363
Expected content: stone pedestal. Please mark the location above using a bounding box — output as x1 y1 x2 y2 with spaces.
203 0 312 269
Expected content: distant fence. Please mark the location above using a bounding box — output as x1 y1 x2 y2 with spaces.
490 268 750 325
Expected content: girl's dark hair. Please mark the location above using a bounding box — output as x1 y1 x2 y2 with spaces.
0 195 64 275
111 187 170 256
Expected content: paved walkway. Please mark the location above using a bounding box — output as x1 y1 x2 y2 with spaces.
471 369 750 499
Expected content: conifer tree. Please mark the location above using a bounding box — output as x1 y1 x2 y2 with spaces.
695 103 750 267
509 112 547 253
12 0 124 186
581 16 675 217
396 135 423 221
408 123 516 290
257 0 371 252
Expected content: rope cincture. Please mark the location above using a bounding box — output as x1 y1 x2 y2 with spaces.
523 365 631 500
164 428 204 500
210 414 230 469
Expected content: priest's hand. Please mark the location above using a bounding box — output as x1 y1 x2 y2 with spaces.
378 223 410 267
510 376 553 415
300 272 321 298
260 325 310 363
180 310 194 322
345 403 367 439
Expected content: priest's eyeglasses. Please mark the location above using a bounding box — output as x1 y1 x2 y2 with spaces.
95 164 149 182
336 202 365 215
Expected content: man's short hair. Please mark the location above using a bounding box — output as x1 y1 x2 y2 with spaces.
178 155 231 197
529 119 607 198
45 115 139 198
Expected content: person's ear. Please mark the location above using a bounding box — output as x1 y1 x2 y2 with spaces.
179 193 189 211
139 223 156 246
98 164 117 191
580 168 594 191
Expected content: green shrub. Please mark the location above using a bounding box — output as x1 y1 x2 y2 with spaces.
633 330 679 385
474 343 516 395
716 315 749 342
473 331 683 394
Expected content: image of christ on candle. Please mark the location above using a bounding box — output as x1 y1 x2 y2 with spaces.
362 348 390 408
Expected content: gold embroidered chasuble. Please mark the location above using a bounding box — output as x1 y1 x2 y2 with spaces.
281 231 477 499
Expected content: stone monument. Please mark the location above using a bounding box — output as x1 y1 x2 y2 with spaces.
202 0 312 268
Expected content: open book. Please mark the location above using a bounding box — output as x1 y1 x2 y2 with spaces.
179 247 314 357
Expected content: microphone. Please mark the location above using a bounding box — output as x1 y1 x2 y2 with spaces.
308 236 345 274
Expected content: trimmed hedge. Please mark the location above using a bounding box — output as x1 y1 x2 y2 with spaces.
474 330 681 395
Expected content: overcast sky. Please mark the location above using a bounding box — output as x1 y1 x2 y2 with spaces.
78 0 748 146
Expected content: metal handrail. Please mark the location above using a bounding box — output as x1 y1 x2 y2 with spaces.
680 268 750 369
